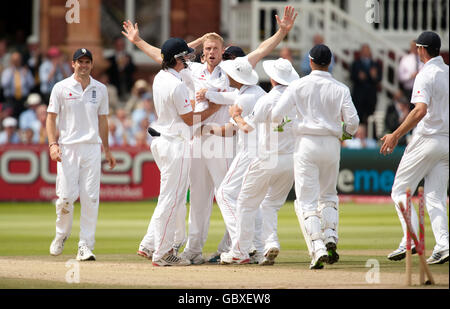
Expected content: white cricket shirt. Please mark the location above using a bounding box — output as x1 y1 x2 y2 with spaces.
188 61 235 125
151 68 193 139
47 74 109 145
247 85 295 155
233 85 267 153
411 56 449 137
272 70 359 138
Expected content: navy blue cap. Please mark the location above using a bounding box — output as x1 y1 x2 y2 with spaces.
161 38 194 61
416 31 441 51
73 48 93 61
223 46 246 60
309 44 332 66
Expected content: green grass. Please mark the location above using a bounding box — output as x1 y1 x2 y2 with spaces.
0 201 438 256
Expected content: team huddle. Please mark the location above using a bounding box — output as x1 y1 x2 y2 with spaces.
46 6 449 269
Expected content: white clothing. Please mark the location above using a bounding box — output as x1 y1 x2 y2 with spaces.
47 74 109 145
398 53 423 90
151 69 193 139
54 143 101 250
392 56 449 253
272 70 359 139
410 56 449 137
272 70 359 254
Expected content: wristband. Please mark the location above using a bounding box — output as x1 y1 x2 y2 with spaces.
49 142 58 149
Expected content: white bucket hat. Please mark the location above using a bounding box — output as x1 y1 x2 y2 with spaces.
220 57 259 86
263 58 299 86
2 117 17 128
26 93 42 106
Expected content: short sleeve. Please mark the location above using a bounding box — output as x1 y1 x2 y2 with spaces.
173 83 193 115
411 72 431 105
98 85 109 115
251 96 271 124
47 83 61 114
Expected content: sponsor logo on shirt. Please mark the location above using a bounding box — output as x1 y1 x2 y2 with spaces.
184 99 191 108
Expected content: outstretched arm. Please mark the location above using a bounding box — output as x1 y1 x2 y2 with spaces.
247 6 298 68
122 20 163 64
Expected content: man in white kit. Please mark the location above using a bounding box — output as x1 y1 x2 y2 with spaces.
381 31 449 265
272 45 360 269
137 38 220 266
219 58 299 265
47 48 116 261
122 6 298 264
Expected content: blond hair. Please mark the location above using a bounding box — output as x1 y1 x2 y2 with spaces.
202 33 224 46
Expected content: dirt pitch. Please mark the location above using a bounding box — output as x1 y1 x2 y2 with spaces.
0 250 448 289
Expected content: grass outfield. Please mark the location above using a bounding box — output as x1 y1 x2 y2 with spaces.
0 200 448 289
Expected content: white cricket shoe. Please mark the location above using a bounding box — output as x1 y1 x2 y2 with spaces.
426 249 449 265
76 244 96 261
137 246 154 260
310 248 328 270
249 251 264 264
219 252 250 265
50 237 67 256
180 252 205 265
152 252 191 266
259 247 279 266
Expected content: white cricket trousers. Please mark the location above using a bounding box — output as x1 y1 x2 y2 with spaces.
391 134 449 253
183 135 234 256
54 143 101 250
216 150 265 255
140 136 191 261
231 154 294 259
293 135 340 251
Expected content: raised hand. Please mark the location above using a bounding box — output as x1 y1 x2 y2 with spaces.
122 20 141 44
276 6 298 34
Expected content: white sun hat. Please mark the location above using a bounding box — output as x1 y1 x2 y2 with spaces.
26 93 42 106
220 57 259 86
2 117 17 128
262 58 299 86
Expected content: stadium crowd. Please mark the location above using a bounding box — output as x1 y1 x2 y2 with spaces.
0 33 419 149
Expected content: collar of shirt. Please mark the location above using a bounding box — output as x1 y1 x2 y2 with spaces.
167 68 182 80
310 70 332 78
271 84 286 92
423 56 444 68
201 61 224 78
69 74 93 89
239 85 251 94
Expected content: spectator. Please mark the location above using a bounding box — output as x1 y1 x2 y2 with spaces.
98 72 121 114
108 117 121 147
384 90 412 146
1 52 35 118
30 104 48 144
131 92 157 134
0 117 20 144
279 46 294 63
23 35 43 94
111 108 134 146
0 38 11 101
343 124 378 149
124 79 151 114
106 36 136 100
19 93 41 130
300 34 335 76
350 44 382 125
398 40 424 101
20 127 34 144
132 130 150 149
39 46 72 104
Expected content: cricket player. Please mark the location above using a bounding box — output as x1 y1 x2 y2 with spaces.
272 44 360 269
199 57 267 263
122 6 298 264
137 38 221 266
219 58 299 265
47 48 116 261
381 31 449 265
